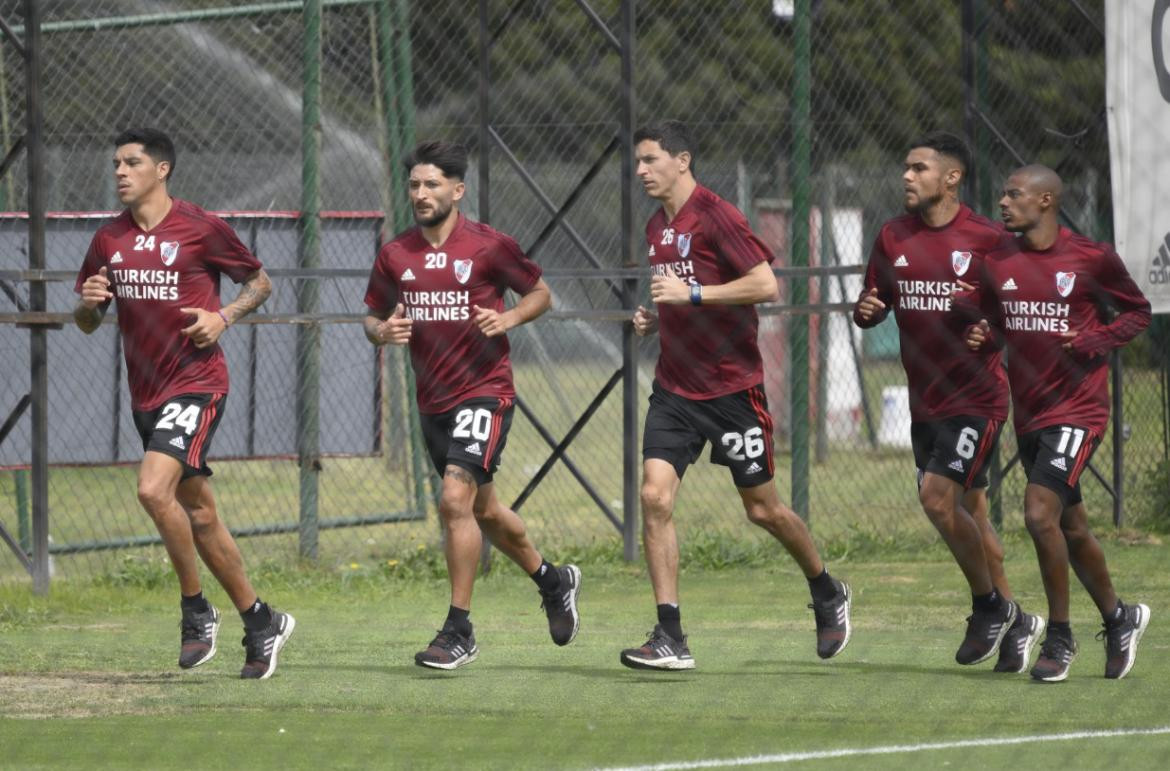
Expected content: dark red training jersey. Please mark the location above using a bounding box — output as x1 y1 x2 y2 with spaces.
853 204 1010 422
961 227 1151 436
75 198 262 411
364 213 543 414
648 184 774 400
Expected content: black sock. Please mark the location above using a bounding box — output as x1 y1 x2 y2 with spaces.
530 560 561 594
443 605 473 638
657 603 684 641
1105 599 1126 627
1048 620 1072 640
808 569 838 602
180 591 210 614
240 598 272 632
972 589 1001 613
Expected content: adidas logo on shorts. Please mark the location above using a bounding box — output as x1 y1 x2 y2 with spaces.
169 436 186 450
1050 456 1068 471
745 462 763 474
465 442 482 456
949 459 964 472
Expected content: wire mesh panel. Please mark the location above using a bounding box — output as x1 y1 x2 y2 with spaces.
0 0 1165 584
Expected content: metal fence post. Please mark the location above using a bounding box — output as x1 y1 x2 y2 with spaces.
621 0 638 561
297 0 322 560
24 0 49 594
377 0 428 516
789 0 811 521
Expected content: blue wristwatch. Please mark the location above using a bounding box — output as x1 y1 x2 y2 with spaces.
690 282 702 306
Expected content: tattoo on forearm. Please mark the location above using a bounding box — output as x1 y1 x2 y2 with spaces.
444 465 478 487
223 272 271 323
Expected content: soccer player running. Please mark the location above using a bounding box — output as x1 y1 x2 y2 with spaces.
74 128 294 679
363 140 581 670
620 121 851 671
852 132 1041 672
960 164 1151 682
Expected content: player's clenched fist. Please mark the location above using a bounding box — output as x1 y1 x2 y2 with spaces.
180 306 229 349
375 303 413 345
81 266 114 309
632 305 658 336
854 287 885 321
965 319 990 351
473 304 513 338
649 265 690 305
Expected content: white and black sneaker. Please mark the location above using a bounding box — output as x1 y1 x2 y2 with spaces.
809 579 853 659
1100 602 1150 680
240 609 296 680
415 629 479 670
994 610 1045 674
1030 631 1077 682
956 599 1017 665
620 625 695 671
540 564 582 646
179 604 220 669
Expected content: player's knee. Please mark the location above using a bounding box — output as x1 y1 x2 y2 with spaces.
1023 509 1059 539
640 484 674 522
438 492 473 522
917 488 949 521
186 505 219 534
743 501 776 528
136 480 173 515
1060 520 1090 548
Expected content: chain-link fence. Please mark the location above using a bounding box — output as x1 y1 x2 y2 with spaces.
1 0 1166 585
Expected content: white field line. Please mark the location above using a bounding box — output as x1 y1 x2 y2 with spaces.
597 726 1170 770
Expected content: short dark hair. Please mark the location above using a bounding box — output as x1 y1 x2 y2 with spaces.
114 128 176 181
403 140 468 180
908 131 971 175
634 120 696 172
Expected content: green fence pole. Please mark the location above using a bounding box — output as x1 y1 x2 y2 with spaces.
376 0 429 516
15 469 30 552
789 0 811 521
297 0 323 560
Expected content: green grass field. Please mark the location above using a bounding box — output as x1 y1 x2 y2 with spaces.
2 536 1168 769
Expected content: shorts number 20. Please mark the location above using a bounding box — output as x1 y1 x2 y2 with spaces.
453 408 492 442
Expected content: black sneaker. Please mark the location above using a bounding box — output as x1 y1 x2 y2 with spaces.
540 564 582 646
415 629 478 670
240 609 296 680
956 598 1018 665
994 611 1045 674
808 579 852 659
620 624 695 670
1030 631 1078 682
1099 602 1151 680
179 604 220 669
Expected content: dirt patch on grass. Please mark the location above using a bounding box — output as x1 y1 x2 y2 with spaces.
0 672 187 718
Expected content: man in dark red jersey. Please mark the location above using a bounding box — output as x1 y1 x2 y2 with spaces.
853 132 1041 673
74 128 294 679
619 121 851 671
364 140 581 670
962 164 1151 682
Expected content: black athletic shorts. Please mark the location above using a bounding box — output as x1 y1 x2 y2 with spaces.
1017 424 1099 507
419 396 514 486
910 415 1003 491
133 393 226 479
642 380 775 488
